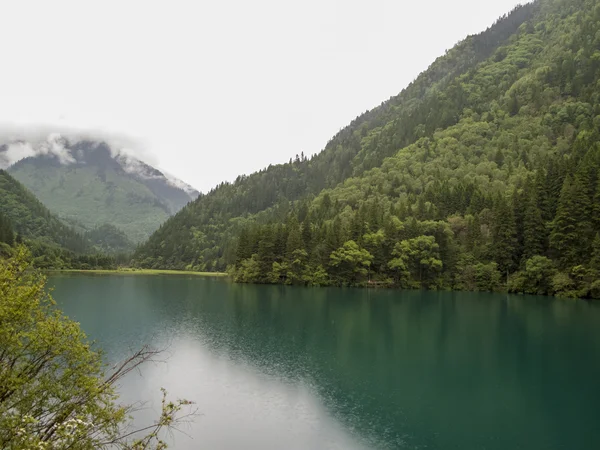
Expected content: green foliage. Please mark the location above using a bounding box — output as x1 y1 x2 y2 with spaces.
0 248 195 448
389 235 443 289
134 2 538 271
233 254 261 283
329 240 373 286
138 0 600 298
85 224 135 254
0 170 122 270
510 256 556 295
550 174 593 268
0 210 14 246
0 169 88 252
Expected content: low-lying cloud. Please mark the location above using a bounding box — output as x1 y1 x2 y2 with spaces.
0 123 158 170
0 123 199 195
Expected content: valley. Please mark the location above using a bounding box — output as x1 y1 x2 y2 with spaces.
2 0 600 448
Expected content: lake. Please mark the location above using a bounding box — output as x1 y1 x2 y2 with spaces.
48 274 600 449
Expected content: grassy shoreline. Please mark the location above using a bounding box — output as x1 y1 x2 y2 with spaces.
46 268 229 277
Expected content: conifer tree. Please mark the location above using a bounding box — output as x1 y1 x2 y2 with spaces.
301 217 312 253
285 219 303 261
235 228 252 264
491 195 517 274
550 174 592 267
466 214 482 255
535 167 553 222
590 233 600 271
522 187 546 261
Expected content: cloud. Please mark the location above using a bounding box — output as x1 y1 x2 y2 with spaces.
0 123 158 170
0 123 199 196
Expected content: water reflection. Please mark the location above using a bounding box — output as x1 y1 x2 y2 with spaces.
50 275 600 449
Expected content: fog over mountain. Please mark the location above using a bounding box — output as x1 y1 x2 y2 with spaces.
2 130 199 244
0 128 198 196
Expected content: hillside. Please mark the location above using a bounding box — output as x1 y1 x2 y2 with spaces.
0 169 88 252
4 138 199 244
0 169 122 268
136 0 600 298
228 0 600 299
134 1 538 271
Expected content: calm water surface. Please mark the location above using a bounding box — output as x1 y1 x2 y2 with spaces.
48 275 600 449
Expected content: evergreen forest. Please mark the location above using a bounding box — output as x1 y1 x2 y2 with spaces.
133 0 600 298
0 169 122 269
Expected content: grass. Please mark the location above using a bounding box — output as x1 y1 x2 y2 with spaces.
47 268 229 277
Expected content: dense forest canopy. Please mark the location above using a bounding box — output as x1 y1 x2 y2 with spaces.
0 169 122 269
135 0 600 298
133 1 538 270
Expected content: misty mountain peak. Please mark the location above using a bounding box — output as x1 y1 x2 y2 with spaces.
3 132 199 243
0 133 199 197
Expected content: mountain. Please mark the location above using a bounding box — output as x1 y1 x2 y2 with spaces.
135 0 600 298
0 169 126 269
133 1 538 271
3 137 199 244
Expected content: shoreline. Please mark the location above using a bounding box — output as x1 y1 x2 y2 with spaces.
46 269 229 277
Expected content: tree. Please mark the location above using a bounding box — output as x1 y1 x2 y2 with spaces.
521 256 556 295
550 175 591 268
287 248 309 285
466 214 482 254
235 254 261 283
491 195 517 275
285 219 303 261
389 235 443 289
329 240 373 285
0 248 196 449
590 233 600 271
473 262 502 292
362 229 387 273
522 187 546 262
0 211 14 246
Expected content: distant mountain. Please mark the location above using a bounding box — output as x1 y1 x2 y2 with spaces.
0 169 124 269
3 136 199 243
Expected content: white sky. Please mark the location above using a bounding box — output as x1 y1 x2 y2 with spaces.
0 0 526 192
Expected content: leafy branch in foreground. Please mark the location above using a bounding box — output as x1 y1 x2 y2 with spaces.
0 246 197 449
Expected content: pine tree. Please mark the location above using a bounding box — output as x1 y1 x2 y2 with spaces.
545 157 566 220
522 185 546 261
285 219 303 262
512 187 526 263
594 177 600 234
550 174 592 268
535 167 553 222
235 228 252 263
491 195 517 274
466 214 482 255
590 233 600 271
0 212 14 246
301 217 312 253
257 225 276 281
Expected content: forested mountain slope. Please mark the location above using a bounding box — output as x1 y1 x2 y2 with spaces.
138 0 600 299
230 0 600 298
0 169 87 252
0 170 119 268
133 1 538 270
5 138 198 244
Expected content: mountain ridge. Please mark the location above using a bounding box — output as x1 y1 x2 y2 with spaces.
133 1 539 271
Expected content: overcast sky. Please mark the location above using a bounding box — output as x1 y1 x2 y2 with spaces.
0 0 526 192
